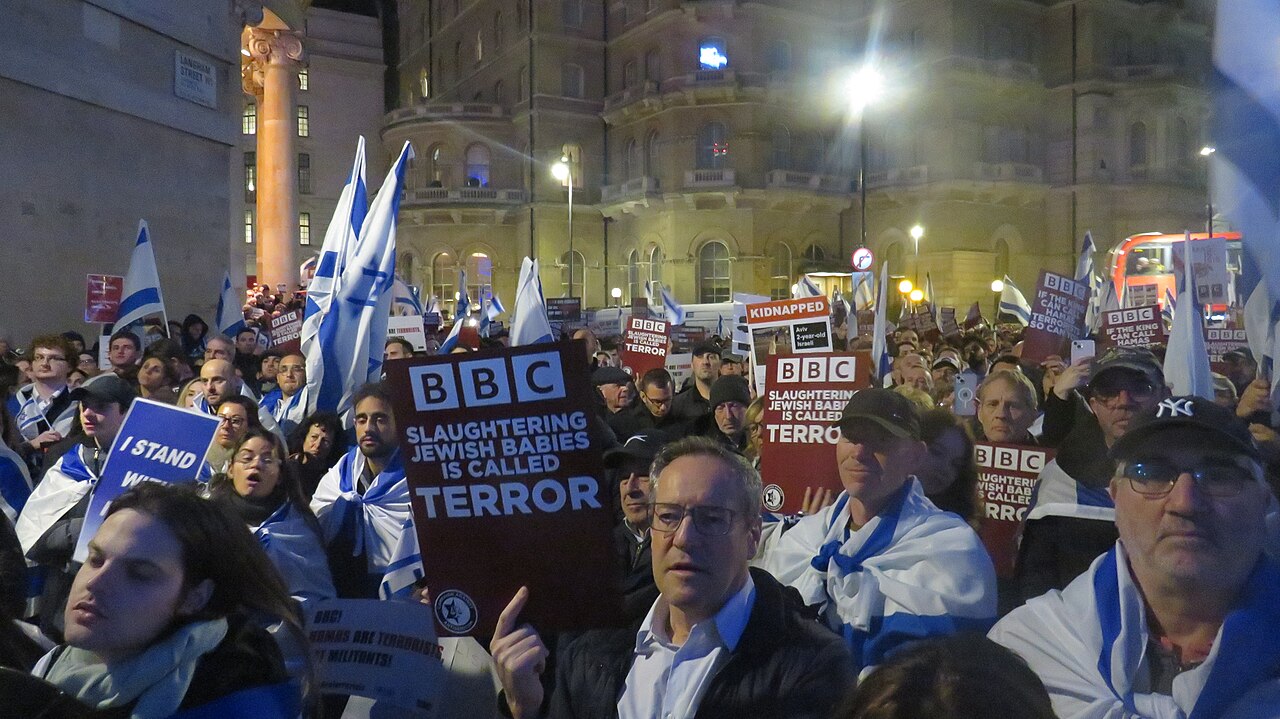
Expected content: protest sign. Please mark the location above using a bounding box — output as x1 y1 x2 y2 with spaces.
620 316 668 380
545 297 581 323
759 352 870 514
668 325 707 354
1125 282 1161 309
423 312 442 334
307 599 445 716
1100 305 1166 349
85 274 124 323
666 352 692 388
1171 237 1230 305
746 297 833 390
73 399 220 562
387 315 428 351
385 342 622 637
904 308 938 336
1021 270 1088 363
1205 327 1248 372
939 307 959 337
631 297 649 316
974 442 1054 578
268 309 303 354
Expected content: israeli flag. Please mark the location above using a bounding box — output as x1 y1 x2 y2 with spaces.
510 257 555 346
925 273 938 320
115 220 166 329
215 271 245 337
871 262 891 380
438 316 467 354
998 275 1032 326
1162 288 1176 327
660 284 687 326
478 293 506 337
391 276 422 316
302 138 368 415
851 271 875 311
425 295 442 316
793 275 822 299
1075 231 1096 283
643 281 659 318
1165 232 1214 399
456 268 470 321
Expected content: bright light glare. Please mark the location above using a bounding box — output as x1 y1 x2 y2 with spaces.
991 279 1005 293
910 225 924 241
611 287 622 299
908 289 924 302
1199 146 1216 156
551 161 570 181
897 279 913 294
847 66 885 113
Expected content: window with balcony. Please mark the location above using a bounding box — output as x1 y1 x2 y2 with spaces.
560 250 586 300
298 213 311 246
696 122 729 170
244 152 256 202
465 144 491 187
771 125 791 171
432 252 454 310
494 79 505 105
559 144 583 187
698 37 728 70
562 0 582 28
1129 122 1148 171
242 103 256 135
623 139 639 180
770 243 793 299
243 210 254 244
298 153 311 194
767 41 791 76
419 69 430 99
562 63 584 98
698 241 731 302
650 246 664 286
296 106 309 137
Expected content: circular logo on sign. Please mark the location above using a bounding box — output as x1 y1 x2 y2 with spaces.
434 589 478 634
851 247 874 271
762 484 785 512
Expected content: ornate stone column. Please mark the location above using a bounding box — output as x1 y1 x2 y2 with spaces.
244 28 304 290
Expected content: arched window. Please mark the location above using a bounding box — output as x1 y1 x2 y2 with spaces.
649 245 664 286
428 144 447 186
803 244 826 263
696 122 729 170
560 250 586 300
770 243 793 299
627 249 643 302
562 63 584 98
494 11 504 47
494 79 505 105
766 41 791 76
464 144 490 187
431 252 455 311
994 239 1011 277
467 253 492 304
884 241 904 275
698 241 731 302
518 66 528 101
453 41 462 78
645 49 661 84
771 125 791 171
1129 122 1148 170
560 143 583 187
623 139 639 180
645 131 660 177
623 60 638 89
475 29 484 63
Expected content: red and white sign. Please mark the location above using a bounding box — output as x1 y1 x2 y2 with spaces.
1022 270 1089 363
759 352 870 515
620 317 668 380
974 442 1054 578
268 310 303 354
851 247 874 271
746 297 834 391
1205 327 1248 372
1101 305 1166 349
85 274 124 323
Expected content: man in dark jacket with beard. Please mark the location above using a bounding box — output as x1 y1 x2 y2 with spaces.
490 437 853 719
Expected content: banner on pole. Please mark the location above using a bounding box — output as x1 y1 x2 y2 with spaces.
1022 271 1088 363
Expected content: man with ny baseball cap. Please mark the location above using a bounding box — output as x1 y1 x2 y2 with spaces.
993 396 1280 717
760 388 996 675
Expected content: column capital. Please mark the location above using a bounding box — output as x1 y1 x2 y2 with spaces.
242 28 305 95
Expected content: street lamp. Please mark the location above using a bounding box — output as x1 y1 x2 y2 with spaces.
991 279 1005 320
1200 145 1216 237
551 155 574 298
847 65 885 251
908 288 924 304
611 286 622 308
897 279 913 295
909 224 924 285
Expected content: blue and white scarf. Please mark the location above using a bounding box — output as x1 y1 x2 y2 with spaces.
309 448 411 574
0 442 33 523
15 445 97 555
253 502 335 603
761 480 997 672
1026 458 1115 523
13 384 77 441
991 544 1280 718
258 387 309 437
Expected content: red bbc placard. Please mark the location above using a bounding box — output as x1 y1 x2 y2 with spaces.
974 442 1054 578
85 274 124 323
268 310 303 354
384 341 623 637
1022 270 1088 363
1205 327 1248 373
1100 305 1166 349
620 316 668 380
759 352 870 515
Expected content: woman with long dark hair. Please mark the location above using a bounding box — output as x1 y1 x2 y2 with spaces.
286 412 346 500
208 428 334 602
916 409 981 525
30 482 305 717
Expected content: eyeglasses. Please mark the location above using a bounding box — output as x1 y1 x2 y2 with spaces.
1090 381 1157 403
1121 459 1257 498
235 453 279 467
218 415 247 428
649 503 738 536
33 353 67 363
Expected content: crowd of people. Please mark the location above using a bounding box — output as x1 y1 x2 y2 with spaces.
0 305 1276 718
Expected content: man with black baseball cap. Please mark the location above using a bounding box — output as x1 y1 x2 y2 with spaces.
1018 346 1170 602
993 396 1280 716
671 340 722 425
602 431 670 620
760 388 996 674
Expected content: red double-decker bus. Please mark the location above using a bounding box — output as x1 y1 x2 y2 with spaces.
1107 231 1243 310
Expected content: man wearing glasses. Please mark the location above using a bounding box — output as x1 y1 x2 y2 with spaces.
11 335 79 461
608 368 685 442
992 396 1280 717
1018 347 1169 602
759 388 996 676
490 436 853 718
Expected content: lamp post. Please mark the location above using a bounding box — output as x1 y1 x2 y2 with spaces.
1200 145 1215 237
611 286 622 309
847 66 885 251
991 279 1005 321
552 156 574 298
909 224 924 286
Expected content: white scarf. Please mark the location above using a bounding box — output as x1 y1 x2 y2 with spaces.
309 448 411 573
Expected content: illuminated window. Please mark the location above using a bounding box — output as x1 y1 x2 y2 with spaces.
298 213 311 245
428 144 447 186
698 37 728 69
475 29 484 63
298 153 311 194
770 243 792 299
649 246 664 285
560 250 586 300
698 241 731 302
243 210 254 244
628 249 642 301
242 104 256 135
696 122 729 169
419 69 430 98
296 106 309 137
298 68 309 91
465 143 491 187
244 152 256 202
431 252 455 310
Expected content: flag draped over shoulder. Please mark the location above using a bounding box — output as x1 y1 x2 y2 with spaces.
1164 232 1214 399
302 138 368 414
215 271 245 337
998 275 1032 326
115 220 166 329
510 258 554 346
